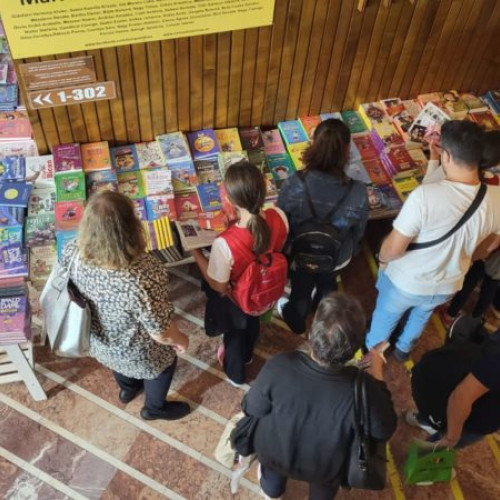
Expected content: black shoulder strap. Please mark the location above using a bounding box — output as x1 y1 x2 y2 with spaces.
408 183 487 251
353 369 365 438
298 171 354 223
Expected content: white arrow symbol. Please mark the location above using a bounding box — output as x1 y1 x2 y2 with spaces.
43 93 53 104
33 94 43 106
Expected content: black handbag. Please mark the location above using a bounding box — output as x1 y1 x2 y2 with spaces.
231 414 258 457
343 370 387 490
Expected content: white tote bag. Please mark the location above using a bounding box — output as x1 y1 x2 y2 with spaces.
40 248 91 357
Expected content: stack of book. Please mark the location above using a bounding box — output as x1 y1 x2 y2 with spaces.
142 216 183 263
0 292 30 345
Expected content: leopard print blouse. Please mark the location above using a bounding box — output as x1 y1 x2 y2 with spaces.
62 242 176 379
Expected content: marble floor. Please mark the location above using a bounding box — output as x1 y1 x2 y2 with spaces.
1 234 500 500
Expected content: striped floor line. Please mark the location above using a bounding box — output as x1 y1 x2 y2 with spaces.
35 364 261 495
0 445 90 500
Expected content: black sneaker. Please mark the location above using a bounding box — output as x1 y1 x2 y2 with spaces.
140 402 191 421
119 387 143 404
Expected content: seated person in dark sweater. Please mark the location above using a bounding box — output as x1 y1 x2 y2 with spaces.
242 292 397 500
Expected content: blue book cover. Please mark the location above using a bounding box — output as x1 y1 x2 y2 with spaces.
0 206 22 228
277 120 309 145
0 156 26 181
157 132 191 164
168 159 198 193
0 181 32 207
110 145 139 172
188 129 220 160
145 195 175 220
196 183 222 212
86 169 118 197
132 198 147 221
0 243 25 271
56 230 78 260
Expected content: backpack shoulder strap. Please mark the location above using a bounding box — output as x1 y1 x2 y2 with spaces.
323 180 354 223
298 171 318 219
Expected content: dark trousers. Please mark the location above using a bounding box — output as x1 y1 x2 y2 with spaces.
447 261 500 318
260 465 340 500
113 357 177 412
282 268 338 334
202 280 259 384
493 288 500 311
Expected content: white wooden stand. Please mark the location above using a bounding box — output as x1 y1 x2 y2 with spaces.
0 342 47 401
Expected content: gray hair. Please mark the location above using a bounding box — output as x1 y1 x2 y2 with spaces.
309 292 366 367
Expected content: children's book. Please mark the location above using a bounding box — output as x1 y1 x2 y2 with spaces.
135 141 165 169
461 93 488 112
0 210 23 248
407 102 450 146
28 188 56 216
379 184 403 211
220 151 249 176
0 111 32 140
215 128 243 152
157 132 191 164
340 110 368 135
392 170 422 202
320 112 343 121
267 153 295 188
278 120 309 145
382 146 417 174
55 200 84 231
379 98 403 116
174 219 217 251
25 155 55 188
440 90 468 119
358 102 388 129
363 159 391 186
247 149 269 173
0 156 25 181
53 143 82 173
188 129 220 159
366 184 384 210
0 140 38 158
299 115 322 140
141 168 174 197
345 161 371 184
86 169 118 197
287 142 309 170
117 171 145 199
370 122 405 150
174 191 203 221
56 229 78 260
352 135 379 161
239 127 264 151
0 84 18 110
145 194 177 221
0 248 28 280
262 129 286 156
0 296 28 338
0 243 26 273
469 110 499 131
25 213 56 247
29 244 57 282
194 157 222 184
196 183 222 212
168 160 198 193
132 198 147 221
198 211 228 233
110 145 140 172
55 171 86 202
81 141 112 172
0 181 32 207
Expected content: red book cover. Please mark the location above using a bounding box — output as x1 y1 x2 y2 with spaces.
352 135 379 161
80 141 112 172
363 159 391 186
54 200 85 231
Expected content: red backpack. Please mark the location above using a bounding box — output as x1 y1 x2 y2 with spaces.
221 209 288 316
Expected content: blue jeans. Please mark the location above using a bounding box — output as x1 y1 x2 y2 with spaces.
365 271 451 353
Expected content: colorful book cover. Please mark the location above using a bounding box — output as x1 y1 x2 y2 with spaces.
56 229 78 260
0 249 28 280
25 155 55 188
157 132 191 164
135 141 165 169
0 206 21 229
460 93 488 112
55 200 85 231
379 98 403 116
320 112 343 121
55 171 86 202
196 183 222 212
188 129 220 159
352 135 379 161
392 171 421 202
0 84 18 110
358 102 388 129
117 171 145 200
198 211 228 233
29 244 57 282
141 168 174 197
110 145 140 172
278 120 309 145
145 194 177 221
194 157 222 184
215 128 243 152
407 102 450 145
0 140 38 158
366 184 384 210
340 110 368 135
25 213 56 247
0 296 27 335
0 211 23 248
379 184 403 211
262 129 286 155
299 116 322 140
0 243 25 272
363 159 391 186
86 169 118 197
81 141 112 172
371 121 405 150
168 160 198 193
28 188 56 216
440 90 468 119
0 156 25 181
469 110 499 131
287 142 309 170
0 111 32 140
220 151 248 176
0 181 32 207
219 182 238 222
385 146 418 173
53 143 83 173
345 161 371 184
132 198 147 221
239 126 264 151
267 153 295 188
174 191 203 221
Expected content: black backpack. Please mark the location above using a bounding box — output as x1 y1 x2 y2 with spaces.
290 172 354 274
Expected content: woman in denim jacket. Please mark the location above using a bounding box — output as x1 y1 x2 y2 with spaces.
276 119 369 334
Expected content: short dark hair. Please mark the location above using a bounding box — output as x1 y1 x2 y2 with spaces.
440 120 483 168
303 119 350 181
309 292 366 367
480 130 500 170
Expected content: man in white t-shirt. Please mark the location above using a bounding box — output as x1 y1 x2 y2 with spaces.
366 121 500 361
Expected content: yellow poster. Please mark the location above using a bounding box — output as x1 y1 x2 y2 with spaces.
0 0 275 59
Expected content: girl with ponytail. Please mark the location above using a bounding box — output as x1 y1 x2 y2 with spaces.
192 161 288 386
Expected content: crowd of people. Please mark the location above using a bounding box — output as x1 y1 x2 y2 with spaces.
60 119 500 500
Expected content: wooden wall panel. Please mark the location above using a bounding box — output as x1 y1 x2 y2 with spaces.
15 0 500 154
